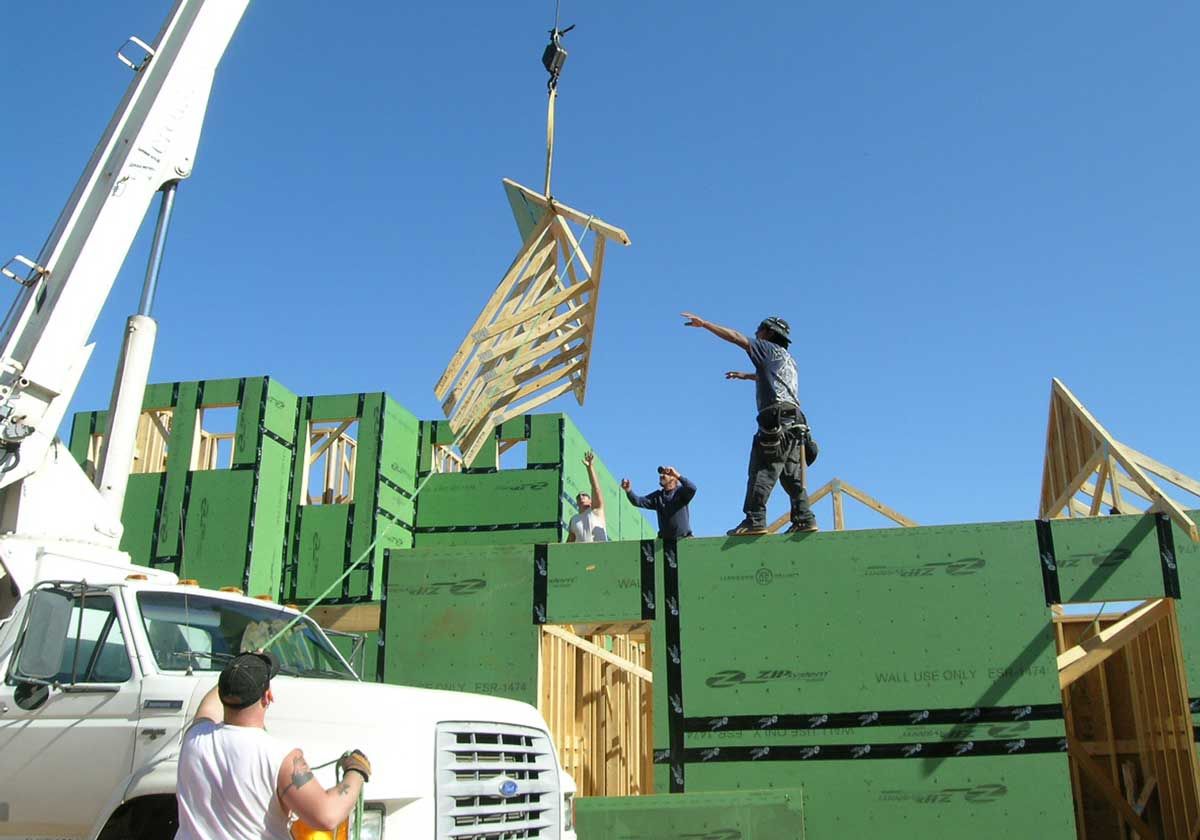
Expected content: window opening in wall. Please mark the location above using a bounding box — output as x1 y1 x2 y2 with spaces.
498 438 528 469
305 419 359 504
194 404 238 470
431 443 464 475
99 407 174 476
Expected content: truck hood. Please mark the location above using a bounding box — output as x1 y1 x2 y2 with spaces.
186 676 559 801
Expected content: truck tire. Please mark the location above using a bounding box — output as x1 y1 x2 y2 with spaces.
97 795 178 840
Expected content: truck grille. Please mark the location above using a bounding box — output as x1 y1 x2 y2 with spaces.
435 721 561 840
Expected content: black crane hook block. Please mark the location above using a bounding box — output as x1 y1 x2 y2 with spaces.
542 24 574 90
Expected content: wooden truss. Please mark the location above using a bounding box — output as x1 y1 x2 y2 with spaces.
434 179 630 466
766 477 918 533
1040 378 1200 542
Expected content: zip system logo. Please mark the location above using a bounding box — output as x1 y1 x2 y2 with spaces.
865 557 986 578
880 783 1008 805
705 669 830 689
396 578 487 596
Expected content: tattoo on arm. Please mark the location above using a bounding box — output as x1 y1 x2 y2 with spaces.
283 755 314 795
336 780 353 796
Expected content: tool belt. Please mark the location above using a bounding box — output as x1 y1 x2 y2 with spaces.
757 404 819 465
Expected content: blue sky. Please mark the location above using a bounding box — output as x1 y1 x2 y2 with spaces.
3 1 1198 536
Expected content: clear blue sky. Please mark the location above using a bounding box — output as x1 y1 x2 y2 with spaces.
3 1 1199 536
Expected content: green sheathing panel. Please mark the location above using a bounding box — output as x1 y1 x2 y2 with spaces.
180 470 255 588
1050 514 1164 603
67 411 95 467
246 439 291 597
576 789 805 839
648 525 1074 837
293 504 352 601
416 471 560 529
685 758 1069 838
545 540 645 623
154 381 201 567
119 474 164 565
381 545 537 702
559 415 654 541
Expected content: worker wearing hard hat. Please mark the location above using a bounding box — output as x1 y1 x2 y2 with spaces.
681 312 818 536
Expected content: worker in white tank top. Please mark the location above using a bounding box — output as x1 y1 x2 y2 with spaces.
175 651 372 840
567 451 608 543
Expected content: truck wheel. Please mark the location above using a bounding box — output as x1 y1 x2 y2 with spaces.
97 795 178 840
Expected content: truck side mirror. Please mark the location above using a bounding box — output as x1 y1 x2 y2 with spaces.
12 588 73 682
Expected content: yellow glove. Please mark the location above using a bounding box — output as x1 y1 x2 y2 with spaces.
338 750 371 783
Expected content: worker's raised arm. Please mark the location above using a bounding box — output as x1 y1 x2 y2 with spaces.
621 478 652 509
584 451 604 511
191 683 222 726
277 749 369 831
681 313 750 350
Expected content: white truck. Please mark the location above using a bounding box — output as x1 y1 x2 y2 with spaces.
0 1 576 838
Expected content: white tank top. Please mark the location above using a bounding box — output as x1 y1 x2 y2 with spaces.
568 508 607 542
175 720 293 840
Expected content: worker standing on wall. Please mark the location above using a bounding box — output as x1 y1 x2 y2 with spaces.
175 651 372 839
567 451 608 542
681 312 818 536
621 465 696 539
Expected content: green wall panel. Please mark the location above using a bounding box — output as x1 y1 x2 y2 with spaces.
545 540 646 623
685 756 1073 838
143 382 174 408
381 545 537 703
310 394 361 421
1050 514 1163 603
576 789 804 840
671 524 1060 719
246 439 292 597
119 474 164 565
416 471 560 527
294 505 352 601
264 378 299 440
200 378 241 405
181 471 255 589
232 377 265 466
526 415 562 463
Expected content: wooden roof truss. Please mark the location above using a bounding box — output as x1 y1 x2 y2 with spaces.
434 180 629 466
1040 378 1200 542
766 477 918 533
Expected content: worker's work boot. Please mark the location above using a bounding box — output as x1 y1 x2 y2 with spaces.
727 520 769 536
784 521 819 535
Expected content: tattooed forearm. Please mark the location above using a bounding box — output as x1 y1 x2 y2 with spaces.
283 755 314 794
336 780 352 796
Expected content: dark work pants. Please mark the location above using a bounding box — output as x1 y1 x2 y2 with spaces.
742 413 814 528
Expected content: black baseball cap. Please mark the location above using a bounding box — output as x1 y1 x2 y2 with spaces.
218 651 280 709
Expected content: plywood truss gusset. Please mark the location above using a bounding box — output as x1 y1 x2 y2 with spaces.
766 477 918 532
435 179 630 466
1040 378 1200 542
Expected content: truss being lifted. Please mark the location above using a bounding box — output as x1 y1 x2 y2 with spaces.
1040 378 1200 542
435 180 629 465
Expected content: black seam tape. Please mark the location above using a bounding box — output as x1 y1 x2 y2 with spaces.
377 548 393 680
377 473 414 500
663 537 685 792
1035 520 1061 605
686 703 1063 733
524 414 532 440
533 544 548 624
415 521 559 534
656 736 1068 764
376 507 414 532
640 539 657 620
1156 513 1182 599
262 428 294 450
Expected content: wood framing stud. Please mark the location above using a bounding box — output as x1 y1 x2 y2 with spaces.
434 180 629 465
1039 378 1200 542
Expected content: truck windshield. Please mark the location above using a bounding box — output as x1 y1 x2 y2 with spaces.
137 591 356 680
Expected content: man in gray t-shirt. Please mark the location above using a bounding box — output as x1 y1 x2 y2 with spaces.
682 311 817 536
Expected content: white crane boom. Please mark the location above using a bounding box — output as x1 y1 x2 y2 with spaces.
0 0 249 510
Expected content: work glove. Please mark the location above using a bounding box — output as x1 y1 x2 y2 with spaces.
338 749 371 783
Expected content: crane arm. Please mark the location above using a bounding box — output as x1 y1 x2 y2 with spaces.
0 0 250 490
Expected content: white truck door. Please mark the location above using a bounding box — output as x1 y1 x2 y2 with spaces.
0 586 140 838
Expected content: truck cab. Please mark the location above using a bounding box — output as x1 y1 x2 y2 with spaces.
0 551 576 839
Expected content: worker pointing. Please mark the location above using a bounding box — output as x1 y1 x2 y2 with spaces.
682 312 817 535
